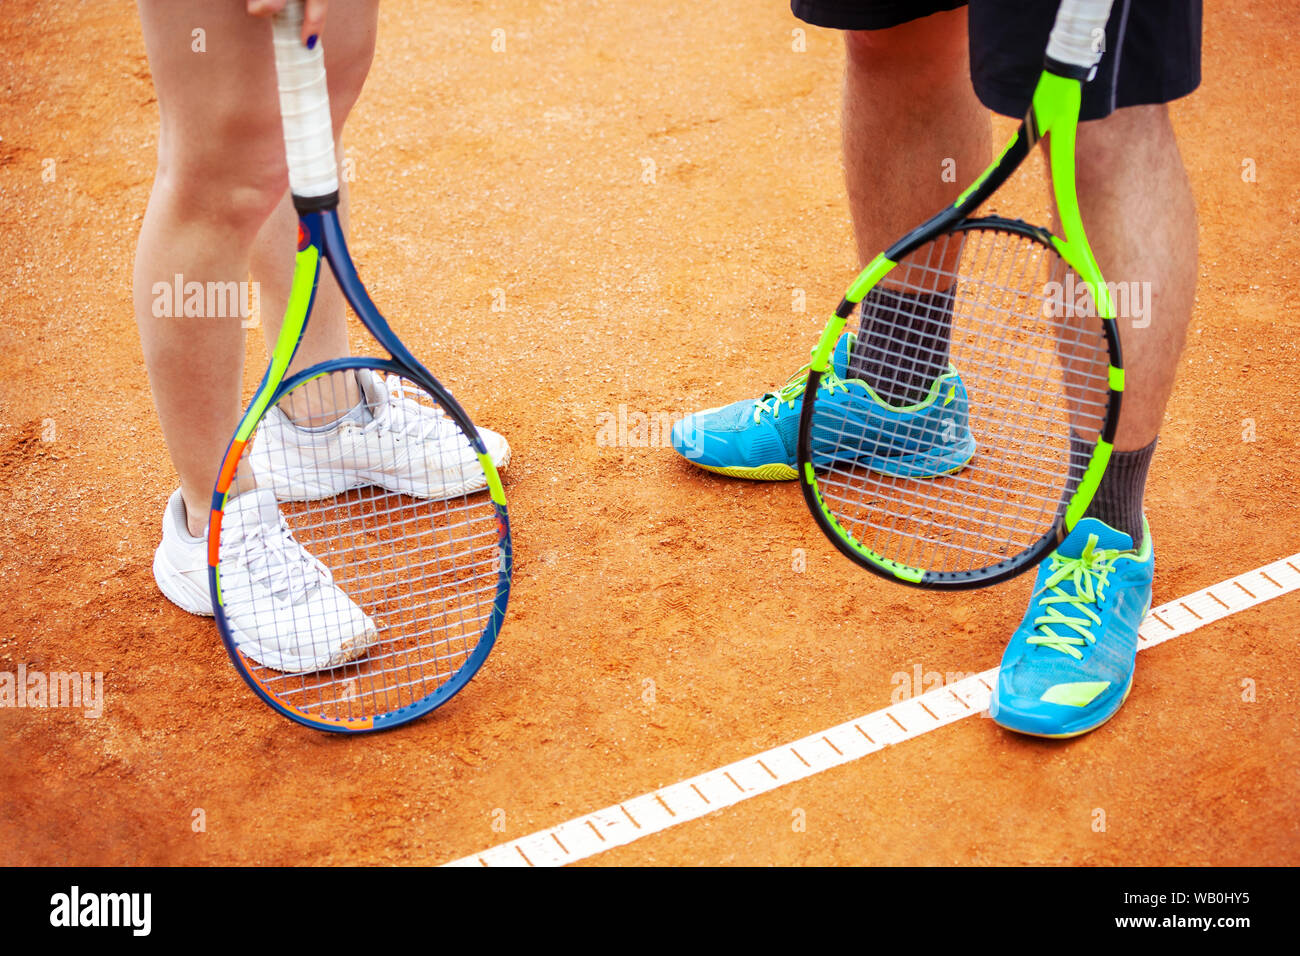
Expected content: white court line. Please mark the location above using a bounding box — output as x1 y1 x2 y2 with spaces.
444 552 1300 867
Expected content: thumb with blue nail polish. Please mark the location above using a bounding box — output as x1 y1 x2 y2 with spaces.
245 0 328 47
301 0 328 46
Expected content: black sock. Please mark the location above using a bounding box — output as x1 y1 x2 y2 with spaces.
1070 434 1157 548
847 286 955 406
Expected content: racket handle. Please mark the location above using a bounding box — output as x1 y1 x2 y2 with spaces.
271 1 339 202
1045 0 1116 73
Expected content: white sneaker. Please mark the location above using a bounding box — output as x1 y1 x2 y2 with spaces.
249 369 510 502
215 488 378 673
153 489 216 616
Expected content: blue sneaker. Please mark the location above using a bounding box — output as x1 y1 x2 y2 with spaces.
990 517 1154 738
669 334 975 480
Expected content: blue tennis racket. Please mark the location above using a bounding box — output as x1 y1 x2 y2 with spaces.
208 1 511 732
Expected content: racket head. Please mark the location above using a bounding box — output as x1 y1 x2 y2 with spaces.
798 217 1122 589
209 357 511 732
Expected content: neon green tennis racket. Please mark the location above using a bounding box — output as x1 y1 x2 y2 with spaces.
798 0 1122 589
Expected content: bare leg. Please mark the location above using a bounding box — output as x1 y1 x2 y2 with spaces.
133 0 377 536
843 9 991 263
1046 103 1196 545
134 1 290 536
841 11 992 403
1071 105 1197 451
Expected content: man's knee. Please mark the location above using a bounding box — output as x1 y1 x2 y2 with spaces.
1075 104 1179 187
844 8 969 82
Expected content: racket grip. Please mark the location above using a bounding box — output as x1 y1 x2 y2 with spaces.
1045 0 1116 72
271 1 339 201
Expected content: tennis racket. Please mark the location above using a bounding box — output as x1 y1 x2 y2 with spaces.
207 1 511 732
798 0 1122 589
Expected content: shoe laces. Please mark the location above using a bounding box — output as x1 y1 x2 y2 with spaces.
236 516 326 603
365 376 455 445
1026 535 1124 659
752 354 849 424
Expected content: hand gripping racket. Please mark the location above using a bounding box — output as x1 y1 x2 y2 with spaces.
208 1 511 732
798 0 1122 589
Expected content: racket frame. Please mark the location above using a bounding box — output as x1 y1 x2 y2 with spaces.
797 67 1123 590
207 201 512 733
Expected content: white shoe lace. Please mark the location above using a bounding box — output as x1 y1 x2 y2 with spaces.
235 517 327 603
363 376 460 447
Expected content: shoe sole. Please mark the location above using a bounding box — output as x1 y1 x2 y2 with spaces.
153 546 214 616
230 618 379 674
258 445 511 503
850 433 976 479
992 675 1135 739
695 462 799 481
689 438 974 484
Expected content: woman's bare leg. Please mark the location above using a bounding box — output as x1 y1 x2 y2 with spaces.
134 0 376 535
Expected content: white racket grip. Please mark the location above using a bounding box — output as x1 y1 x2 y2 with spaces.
271 1 338 199
1045 0 1116 72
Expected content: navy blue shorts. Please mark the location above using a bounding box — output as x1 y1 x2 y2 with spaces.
790 0 1202 121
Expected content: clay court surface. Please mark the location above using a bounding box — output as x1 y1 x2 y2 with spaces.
2 1 1298 866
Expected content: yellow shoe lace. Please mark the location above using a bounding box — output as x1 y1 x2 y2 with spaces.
753 357 848 424
1026 535 1124 660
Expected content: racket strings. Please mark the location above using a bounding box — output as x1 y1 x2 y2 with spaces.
218 367 502 722
812 226 1110 575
